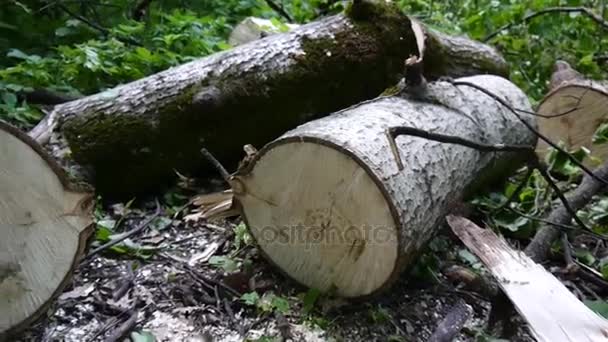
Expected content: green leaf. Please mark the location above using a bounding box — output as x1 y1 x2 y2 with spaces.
302 288 321 313
131 331 156 342
575 249 596 266
593 123 608 145
7 49 30 60
209 255 239 273
584 300 608 318
1 92 17 107
55 27 72 37
97 219 116 230
241 292 260 306
271 296 290 314
149 216 172 230
458 249 479 265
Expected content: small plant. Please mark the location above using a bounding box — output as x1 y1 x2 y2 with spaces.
241 291 290 314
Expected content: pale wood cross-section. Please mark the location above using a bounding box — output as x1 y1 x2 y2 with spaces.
0 121 94 338
536 61 608 164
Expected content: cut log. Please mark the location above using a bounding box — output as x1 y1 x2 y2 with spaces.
447 215 608 342
0 121 95 338
31 1 508 196
536 61 608 163
231 75 536 297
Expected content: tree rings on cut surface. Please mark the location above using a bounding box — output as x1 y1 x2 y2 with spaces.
0 121 94 338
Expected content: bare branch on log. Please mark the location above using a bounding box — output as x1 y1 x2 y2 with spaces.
484 6 608 42
200 148 231 184
263 0 293 22
386 123 607 240
452 80 608 186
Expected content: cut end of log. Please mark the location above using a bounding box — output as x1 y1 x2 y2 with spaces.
536 66 608 164
0 121 94 337
235 139 399 298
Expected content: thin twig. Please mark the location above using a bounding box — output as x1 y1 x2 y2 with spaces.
386 126 534 170
201 148 231 183
561 233 577 271
104 309 139 342
484 6 608 42
55 3 142 46
85 199 162 260
452 80 608 186
385 125 608 240
161 253 241 298
264 0 294 22
532 160 597 235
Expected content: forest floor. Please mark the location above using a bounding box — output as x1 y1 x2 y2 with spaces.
11 178 542 342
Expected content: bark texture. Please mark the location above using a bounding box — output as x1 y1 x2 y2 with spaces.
233 75 536 297
35 1 508 196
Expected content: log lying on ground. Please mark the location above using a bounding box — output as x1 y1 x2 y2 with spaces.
447 215 608 342
231 75 536 298
536 61 608 163
31 1 508 196
0 121 95 339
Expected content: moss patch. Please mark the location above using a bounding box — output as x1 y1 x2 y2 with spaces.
62 6 420 196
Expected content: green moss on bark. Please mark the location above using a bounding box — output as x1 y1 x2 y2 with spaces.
62 3 420 196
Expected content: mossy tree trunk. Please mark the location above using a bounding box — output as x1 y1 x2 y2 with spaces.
32 1 508 196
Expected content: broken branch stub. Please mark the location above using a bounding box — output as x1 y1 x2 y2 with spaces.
232 75 536 298
0 121 95 338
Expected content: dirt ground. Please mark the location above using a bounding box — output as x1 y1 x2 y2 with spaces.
10 185 543 342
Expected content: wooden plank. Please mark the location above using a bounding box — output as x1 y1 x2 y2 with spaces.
446 215 608 342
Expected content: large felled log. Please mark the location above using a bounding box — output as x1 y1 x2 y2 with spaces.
0 121 94 339
32 1 508 196
231 75 536 298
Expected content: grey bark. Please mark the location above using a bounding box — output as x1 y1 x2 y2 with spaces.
31 1 508 196
236 75 536 295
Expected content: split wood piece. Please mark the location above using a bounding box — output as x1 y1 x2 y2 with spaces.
525 159 608 262
447 215 608 342
231 75 536 298
536 60 608 164
0 121 95 338
29 0 508 196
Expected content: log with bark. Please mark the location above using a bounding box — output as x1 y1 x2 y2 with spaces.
230 74 536 298
30 1 508 196
0 121 95 339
